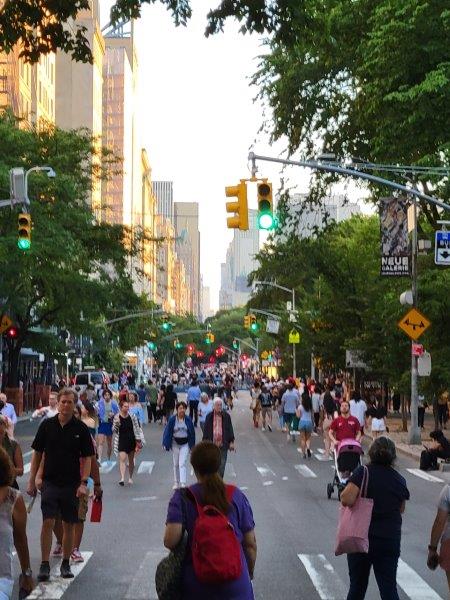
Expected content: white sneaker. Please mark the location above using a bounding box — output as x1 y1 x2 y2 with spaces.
180 483 186 488
172 483 179 490
261 427 266 432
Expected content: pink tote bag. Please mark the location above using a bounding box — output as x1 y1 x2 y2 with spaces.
335 466 374 556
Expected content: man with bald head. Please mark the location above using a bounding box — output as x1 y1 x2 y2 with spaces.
202 397 235 478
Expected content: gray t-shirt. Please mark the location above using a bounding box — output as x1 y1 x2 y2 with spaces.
281 389 300 414
438 485 450 541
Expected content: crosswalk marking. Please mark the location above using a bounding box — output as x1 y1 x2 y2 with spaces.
125 549 166 599
406 468 444 483
27 551 93 599
137 460 155 475
298 554 347 599
99 461 117 474
295 464 317 478
225 462 236 478
133 496 157 502
397 558 443 599
317 448 325 454
255 463 276 478
263 480 274 486
314 453 332 461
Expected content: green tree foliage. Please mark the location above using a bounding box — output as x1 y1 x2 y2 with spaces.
0 114 144 385
253 0 450 215
250 215 450 396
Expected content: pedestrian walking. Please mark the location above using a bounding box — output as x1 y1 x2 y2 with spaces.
340 437 410 600
27 389 95 581
349 391 367 436
136 383 149 425
0 416 23 490
127 391 145 425
146 379 159 423
260 385 273 432
97 389 119 463
370 406 387 438
198 392 214 433
0 447 34 600
250 382 262 428
163 384 177 425
296 391 313 458
427 483 450 592
203 398 235 478
163 401 196 489
32 392 59 421
187 379 201 427
113 400 145 486
163 441 256 599
0 394 16 439
311 384 322 432
329 400 361 447
438 389 449 429
280 382 300 438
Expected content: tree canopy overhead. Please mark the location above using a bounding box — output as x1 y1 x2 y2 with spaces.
0 0 293 63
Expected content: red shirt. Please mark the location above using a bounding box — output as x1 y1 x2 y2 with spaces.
330 415 360 441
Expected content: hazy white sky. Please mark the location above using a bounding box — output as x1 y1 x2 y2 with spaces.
101 0 370 309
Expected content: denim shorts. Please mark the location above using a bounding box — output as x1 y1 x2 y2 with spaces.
298 420 313 433
0 577 13 600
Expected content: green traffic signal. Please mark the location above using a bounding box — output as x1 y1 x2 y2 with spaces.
257 212 274 230
250 322 259 332
17 238 31 250
162 322 171 331
147 341 157 351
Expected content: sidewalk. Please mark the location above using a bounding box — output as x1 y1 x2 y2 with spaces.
366 411 436 462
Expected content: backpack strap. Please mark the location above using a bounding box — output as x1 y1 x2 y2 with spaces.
187 484 236 515
225 484 236 503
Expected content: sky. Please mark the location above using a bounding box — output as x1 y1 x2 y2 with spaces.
100 0 370 310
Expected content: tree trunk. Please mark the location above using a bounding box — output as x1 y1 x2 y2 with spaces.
401 394 408 432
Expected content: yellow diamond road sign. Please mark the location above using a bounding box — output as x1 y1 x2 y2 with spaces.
398 308 431 341
0 315 12 335
289 329 301 344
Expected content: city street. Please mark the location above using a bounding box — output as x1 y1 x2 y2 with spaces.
11 391 449 600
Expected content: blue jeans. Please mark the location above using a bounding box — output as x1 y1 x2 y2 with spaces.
347 536 400 600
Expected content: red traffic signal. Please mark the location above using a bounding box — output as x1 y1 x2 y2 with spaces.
241 353 248 361
5 326 18 338
196 351 205 358
186 343 195 354
215 345 225 358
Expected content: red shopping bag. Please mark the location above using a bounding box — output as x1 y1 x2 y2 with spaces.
335 466 373 555
90 497 103 523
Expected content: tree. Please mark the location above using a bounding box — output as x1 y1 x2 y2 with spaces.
0 0 307 63
0 113 143 386
253 0 450 221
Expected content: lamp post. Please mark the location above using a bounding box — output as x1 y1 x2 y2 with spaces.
253 280 297 378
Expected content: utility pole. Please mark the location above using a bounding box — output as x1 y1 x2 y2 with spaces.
408 196 421 444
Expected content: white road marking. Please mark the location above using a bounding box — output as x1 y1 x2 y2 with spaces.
125 549 166 599
282 476 289 481
314 453 332 461
23 462 31 474
407 468 444 483
137 460 155 475
99 461 117 474
190 467 194 476
317 448 325 454
28 552 93 599
240 486 249 491
255 463 276 478
397 558 443 599
263 481 274 486
298 554 347 599
133 496 157 502
225 462 236 478
295 465 317 478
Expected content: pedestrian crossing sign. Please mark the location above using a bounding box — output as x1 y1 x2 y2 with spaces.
398 307 431 340
289 329 300 344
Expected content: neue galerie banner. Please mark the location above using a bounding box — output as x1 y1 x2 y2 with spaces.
380 197 411 276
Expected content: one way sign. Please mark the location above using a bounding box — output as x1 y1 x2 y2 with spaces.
435 230 450 266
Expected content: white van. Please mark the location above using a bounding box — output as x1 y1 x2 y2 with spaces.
73 370 108 392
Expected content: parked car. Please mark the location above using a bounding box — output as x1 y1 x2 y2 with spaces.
73 370 109 392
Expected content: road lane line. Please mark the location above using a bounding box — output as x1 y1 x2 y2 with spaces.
133 496 157 502
298 554 347 599
254 463 276 478
282 476 289 480
397 558 443 599
295 465 317 478
263 481 274 486
406 469 444 483
99 461 116 474
314 453 332 461
137 460 155 475
125 549 166 599
317 448 325 454
28 551 93 599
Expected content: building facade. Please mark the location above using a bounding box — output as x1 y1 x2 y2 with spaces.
174 202 201 318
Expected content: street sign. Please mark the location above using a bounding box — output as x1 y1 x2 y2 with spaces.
289 329 300 344
266 319 280 334
418 351 431 376
398 308 431 341
411 343 424 356
345 350 368 369
0 315 12 335
435 230 450 265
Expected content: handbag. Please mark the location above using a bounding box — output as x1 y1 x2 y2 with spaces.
155 492 188 600
335 466 374 556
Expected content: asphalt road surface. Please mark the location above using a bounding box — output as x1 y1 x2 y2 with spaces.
11 391 450 599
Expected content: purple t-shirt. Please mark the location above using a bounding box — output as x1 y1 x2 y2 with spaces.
166 483 255 600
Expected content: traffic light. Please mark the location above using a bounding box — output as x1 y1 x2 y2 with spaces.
187 343 195 354
244 315 250 329
232 339 239 349
225 180 249 230
174 339 183 350
147 341 156 351
257 181 274 230
215 345 225 358
17 213 31 250
205 332 215 345
250 314 259 332
5 326 18 339
161 316 171 332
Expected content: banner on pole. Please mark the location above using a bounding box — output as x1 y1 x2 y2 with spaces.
380 197 410 276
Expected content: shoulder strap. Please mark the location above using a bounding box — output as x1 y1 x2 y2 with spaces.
360 466 369 498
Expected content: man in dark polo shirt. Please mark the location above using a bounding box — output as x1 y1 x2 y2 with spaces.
27 388 94 581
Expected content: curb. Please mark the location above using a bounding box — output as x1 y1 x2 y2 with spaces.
364 432 421 462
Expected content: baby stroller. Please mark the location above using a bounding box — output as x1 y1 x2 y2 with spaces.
327 438 363 500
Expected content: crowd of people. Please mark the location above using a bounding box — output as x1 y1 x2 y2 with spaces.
0 364 450 599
